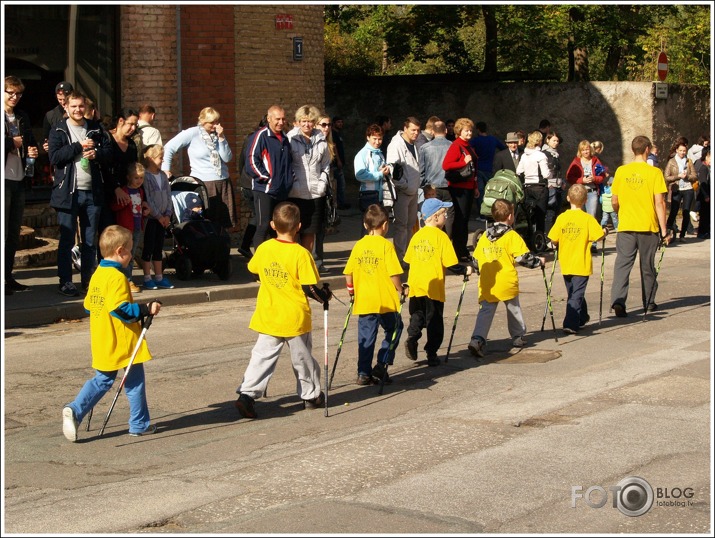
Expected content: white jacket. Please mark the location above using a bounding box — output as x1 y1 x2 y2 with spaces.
287 127 331 199
516 147 550 185
386 130 421 196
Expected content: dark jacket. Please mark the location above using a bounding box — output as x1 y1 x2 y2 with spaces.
492 147 523 175
43 104 65 141
246 126 293 200
4 107 37 170
48 118 109 210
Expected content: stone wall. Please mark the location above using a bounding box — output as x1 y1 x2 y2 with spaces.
325 77 711 181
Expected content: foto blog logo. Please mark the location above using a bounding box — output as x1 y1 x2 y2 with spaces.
571 476 654 517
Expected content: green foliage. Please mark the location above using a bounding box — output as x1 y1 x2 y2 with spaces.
324 4 710 84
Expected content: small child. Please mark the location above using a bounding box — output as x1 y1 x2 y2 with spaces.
548 184 607 334
404 198 472 366
599 176 618 232
110 162 151 293
62 225 162 441
468 199 544 358
416 184 437 228
234 201 332 419
141 144 174 290
344 204 406 385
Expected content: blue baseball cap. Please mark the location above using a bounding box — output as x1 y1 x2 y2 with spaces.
421 198 452 219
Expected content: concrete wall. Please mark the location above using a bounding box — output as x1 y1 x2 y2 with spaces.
325 77 711 180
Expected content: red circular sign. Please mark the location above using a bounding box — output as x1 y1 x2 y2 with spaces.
657 52 668 81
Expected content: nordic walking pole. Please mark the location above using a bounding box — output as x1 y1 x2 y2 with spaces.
378 285 408 396
541 248 558 332
599 235 606 325
322 283 331 417
85 408 93 431
328 297 353 390
540 263 558 343
643 237 667 323
446 266 473 363
99 309 158 437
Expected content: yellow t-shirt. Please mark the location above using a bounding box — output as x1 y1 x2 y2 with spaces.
475 229 529 302
548 209 604 276
404 225 458 302
343 234 403 315
83 265 151 371
248 239 319 337
611 161 667 232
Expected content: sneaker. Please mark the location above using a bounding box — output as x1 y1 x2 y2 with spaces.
6 278 29 292
562 327 578 335
356 374 373 386
579 315 591 327
426 353 440 367
612 303 628 318
62 406 78 442
155 277 174 289
690 211 699 223
235 393 257 418
303 391 325 409
238 247 253 260
404 339 418 361
58 281 80 297
468 339 485 358
129 424 157 437
371 362 392 384
128 281 141 293
317 264 330 275
512 336 527 348
647 302 659 312
144 279 158 290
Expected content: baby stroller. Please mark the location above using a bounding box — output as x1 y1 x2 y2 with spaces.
473 169 549 253
164 176 232 281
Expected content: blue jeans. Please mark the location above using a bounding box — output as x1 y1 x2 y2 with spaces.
357 312 403 375
563 275 590 331
4 180 25 278
123 227 142 280
585 190 599 247
600 211 619 231
65 363 150 434
56 190 101 286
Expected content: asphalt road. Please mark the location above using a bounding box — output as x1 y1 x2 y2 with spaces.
3 233 712 535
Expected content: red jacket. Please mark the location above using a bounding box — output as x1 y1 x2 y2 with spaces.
566 156 606 186
442 137 477 190
110 186 145 231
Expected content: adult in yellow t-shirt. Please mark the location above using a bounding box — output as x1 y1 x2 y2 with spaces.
609 136 669 318
548 184 606 333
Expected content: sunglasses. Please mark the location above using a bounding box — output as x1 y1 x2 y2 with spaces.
318 122 331 128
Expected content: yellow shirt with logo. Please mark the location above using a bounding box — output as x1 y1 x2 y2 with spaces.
474 229 529 302
83 265 151 371
611 161 667 232
344 235 403 315
548 209 604 276
248 238 319 337
404 225 458 302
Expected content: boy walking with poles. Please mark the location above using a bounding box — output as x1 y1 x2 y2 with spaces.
343 204 407 385
468 199 544 358
235 201 332 419
403 198 472 366
547 184 607 334
62 225 162 441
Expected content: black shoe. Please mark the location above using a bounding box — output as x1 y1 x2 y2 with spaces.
647 302 659 312
6 278 29 292
562 327 578 335
317 264 330 275
303 392 325 409
371 363 392 384
235 393 257 418
238 248 253 260
612 303 627 318
404 339 418 361
579 315 591 327
426 353 440 367
356 374 373 386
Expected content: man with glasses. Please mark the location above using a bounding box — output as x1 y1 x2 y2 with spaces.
4 76 39 295
42 81 73 151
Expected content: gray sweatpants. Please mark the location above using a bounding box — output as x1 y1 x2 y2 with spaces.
610 231 660 310
237 333 321 401
471 297 526 344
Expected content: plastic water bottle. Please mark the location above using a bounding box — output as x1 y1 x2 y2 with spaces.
24 157 35 178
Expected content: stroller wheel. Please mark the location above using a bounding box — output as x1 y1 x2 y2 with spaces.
532 232 549 253
215 258 232 281
471 229 485 251
176 256 193 281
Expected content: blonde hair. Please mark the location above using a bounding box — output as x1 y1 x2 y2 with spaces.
198 107 220 124
491 199 514 222
590 140 604 154
567 183 587 206
126 162 145 179
454 118 475 136
576 140 591 157
142 144 164 164
99 225 132 258
294 105 321 123
527 131 543 149
319 115 336 161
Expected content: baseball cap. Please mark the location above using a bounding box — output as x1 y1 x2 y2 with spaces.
421 198 452 220
55 81 74 93
505 132 519 143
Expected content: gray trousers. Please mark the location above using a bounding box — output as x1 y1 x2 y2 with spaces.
471 297 526 344
237 333 321 401
393 191 418 261
610 231 660 310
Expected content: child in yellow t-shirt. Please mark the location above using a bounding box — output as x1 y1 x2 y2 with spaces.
344 204 407 385
468 199 545 358
235 201 332 419
404 198 473 366
62 225 162 442
548 184 607 334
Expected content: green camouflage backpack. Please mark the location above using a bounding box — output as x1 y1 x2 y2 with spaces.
480 169 524 217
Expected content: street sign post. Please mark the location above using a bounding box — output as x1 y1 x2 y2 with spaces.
657 52 668 81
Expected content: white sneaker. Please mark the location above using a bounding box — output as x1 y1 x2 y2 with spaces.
468 339 485 358
690 211 699 223
62 406 78 442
